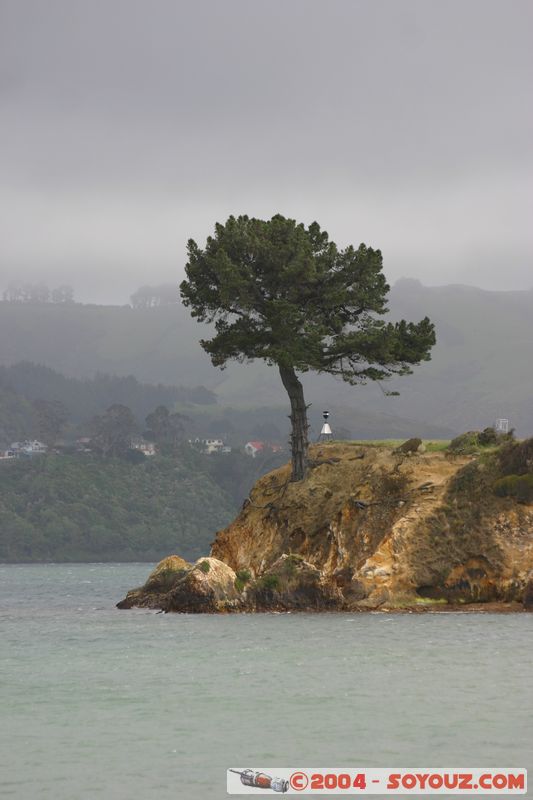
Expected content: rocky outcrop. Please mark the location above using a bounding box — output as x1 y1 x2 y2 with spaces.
118 443 533 612
117 556 240 612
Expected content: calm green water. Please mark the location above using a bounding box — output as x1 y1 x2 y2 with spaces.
0 564 531 799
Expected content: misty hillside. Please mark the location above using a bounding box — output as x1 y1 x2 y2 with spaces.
1 279 532 435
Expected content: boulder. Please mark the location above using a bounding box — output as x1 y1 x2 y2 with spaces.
116 554 190 609
395 437 422 454
117 556 239 612
163 557 240 613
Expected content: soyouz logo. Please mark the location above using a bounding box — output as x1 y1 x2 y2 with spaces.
227 768 527 794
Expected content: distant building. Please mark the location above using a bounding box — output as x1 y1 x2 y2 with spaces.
189 438 231 455
0 449 16 461
189 436 231 455
203 438 224 454
244 441 283 458
245 440 264 457
129 436 157 456
10 440 48 456
494 418 510 434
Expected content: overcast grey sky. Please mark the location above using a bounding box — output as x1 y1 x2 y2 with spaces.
1 0 532 303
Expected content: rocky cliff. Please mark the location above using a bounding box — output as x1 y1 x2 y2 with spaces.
118 442 533 612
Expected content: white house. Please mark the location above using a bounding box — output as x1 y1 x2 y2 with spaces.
245 441 283 458
245 440 264 458
189 438 231 454
129 436 157 456
10 440 48 456
203 438 224 454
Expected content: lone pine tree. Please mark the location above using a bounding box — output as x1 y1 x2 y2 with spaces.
180 215 435 482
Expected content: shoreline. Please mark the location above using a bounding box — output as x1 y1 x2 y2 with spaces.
125 601 530 614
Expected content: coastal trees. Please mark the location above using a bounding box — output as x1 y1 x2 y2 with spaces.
144 405 187 452
130 284 181 308
90 404 137 458
180 214 436 482
32 398 68 446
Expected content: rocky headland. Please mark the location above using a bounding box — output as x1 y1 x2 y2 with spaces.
118 439 533 613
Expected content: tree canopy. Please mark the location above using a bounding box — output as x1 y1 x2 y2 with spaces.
180 214 436 480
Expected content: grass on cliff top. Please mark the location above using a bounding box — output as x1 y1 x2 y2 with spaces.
333 439 451 452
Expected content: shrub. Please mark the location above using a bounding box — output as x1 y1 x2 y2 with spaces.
259 574 281 591
498 438 533 476
478 427 498 446
449 428 514 455
234 568 251 592
493 474 533 503
198 559 211 573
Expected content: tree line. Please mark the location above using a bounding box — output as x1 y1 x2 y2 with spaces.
130 284 181 308
0 362 215 430
2 283 75 304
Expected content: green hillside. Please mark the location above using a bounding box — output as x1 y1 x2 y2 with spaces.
0 452 235 563
0 386 36 444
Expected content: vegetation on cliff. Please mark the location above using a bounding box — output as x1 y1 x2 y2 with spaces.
118 438 533 612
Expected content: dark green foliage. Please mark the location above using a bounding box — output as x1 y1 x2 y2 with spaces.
449 431 482 453
181 215 435 381
90 404 137 457
492 437 533 504
478 427 499 446
198 559 211 573
449 428 513 455
259 574 281 591
180 214 435 479
498 438 533 476
0 452 235 563
123 448 147 464
493 474 533 503
234 568 251 592
144 405 187 452
0 386 36 444
493 439 533 503
32 398 68 445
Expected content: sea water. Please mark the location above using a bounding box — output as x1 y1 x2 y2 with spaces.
0 563 531 799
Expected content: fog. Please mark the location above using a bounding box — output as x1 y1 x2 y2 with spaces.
1 0 532 303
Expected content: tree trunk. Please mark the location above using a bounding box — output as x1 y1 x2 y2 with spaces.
279 365 309 482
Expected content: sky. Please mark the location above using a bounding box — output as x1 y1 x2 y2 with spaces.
1 0 532 304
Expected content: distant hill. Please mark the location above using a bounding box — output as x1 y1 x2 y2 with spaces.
1 280 532 435
0 362 214 426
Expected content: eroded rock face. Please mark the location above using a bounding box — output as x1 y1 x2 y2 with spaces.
523 573 533 611
246 554 343 611
118 444 533 612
